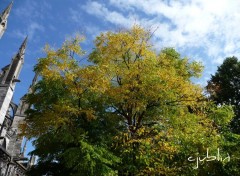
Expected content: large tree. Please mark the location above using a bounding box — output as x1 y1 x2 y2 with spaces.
22 26 235 176
206 57 240 175
207 57 240 133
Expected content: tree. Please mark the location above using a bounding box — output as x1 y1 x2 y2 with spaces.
88 26 235 175
206 57 240 175
23 36 120 176
207 57 240 133
22 26 235 176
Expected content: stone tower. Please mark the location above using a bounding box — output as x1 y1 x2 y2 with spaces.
0 1 13 39
0 37 27 126
0 2 33 176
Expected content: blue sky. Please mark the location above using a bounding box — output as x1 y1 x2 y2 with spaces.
1 0 240 156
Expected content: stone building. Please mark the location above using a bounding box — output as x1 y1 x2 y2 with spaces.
0 2 35 176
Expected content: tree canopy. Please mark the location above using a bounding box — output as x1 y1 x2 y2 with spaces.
207 57 240 133
206 57 240 175
21 26 237 176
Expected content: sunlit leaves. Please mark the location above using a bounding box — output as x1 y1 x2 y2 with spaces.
22 26 236 176
87 25 230 175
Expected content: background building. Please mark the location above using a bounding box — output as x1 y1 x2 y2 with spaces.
0 2 34 176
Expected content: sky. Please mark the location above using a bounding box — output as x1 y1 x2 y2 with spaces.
1 0 240 156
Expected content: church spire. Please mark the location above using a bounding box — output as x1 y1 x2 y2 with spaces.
1 1 13 21
16 72 38 116
0 1 13 38
0 36 27 124
18 36 28 58
1 36 27 85
28 72 38 94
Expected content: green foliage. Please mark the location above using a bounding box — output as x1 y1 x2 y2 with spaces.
23 35 120 176
207 57 240 133
206 57 240 175
22 26 237 176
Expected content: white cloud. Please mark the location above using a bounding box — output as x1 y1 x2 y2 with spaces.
82 0 240 66
14 0 51 20
84 25 101 40
12 30 26 39
14 0 41 19
10 22 44 42
70 8 82 23
28 22 45 40
224 42 235 54
83 1 136 28
213 57 225 65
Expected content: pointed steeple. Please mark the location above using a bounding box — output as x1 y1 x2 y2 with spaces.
28 72 38 93
12 36 28 64
0 1 13 38
2 36 27 85
0 1 13 21
17 36 28 58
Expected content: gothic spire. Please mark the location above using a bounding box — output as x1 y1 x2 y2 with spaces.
0 1 13 21
0 1 13 38
20 72 38 99
2 36 27 84
17 36 28 59
28 72 38 93
31 72 38 86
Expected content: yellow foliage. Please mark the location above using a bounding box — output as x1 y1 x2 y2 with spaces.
21 26 232 175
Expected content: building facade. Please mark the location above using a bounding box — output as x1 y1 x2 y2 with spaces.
0 2 35 176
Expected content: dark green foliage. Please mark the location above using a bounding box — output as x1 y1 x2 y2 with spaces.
207 57 240 133
206 56 240 175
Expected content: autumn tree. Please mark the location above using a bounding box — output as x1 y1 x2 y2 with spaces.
88 26 235 175
24 36 120 176
22 26 235 176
